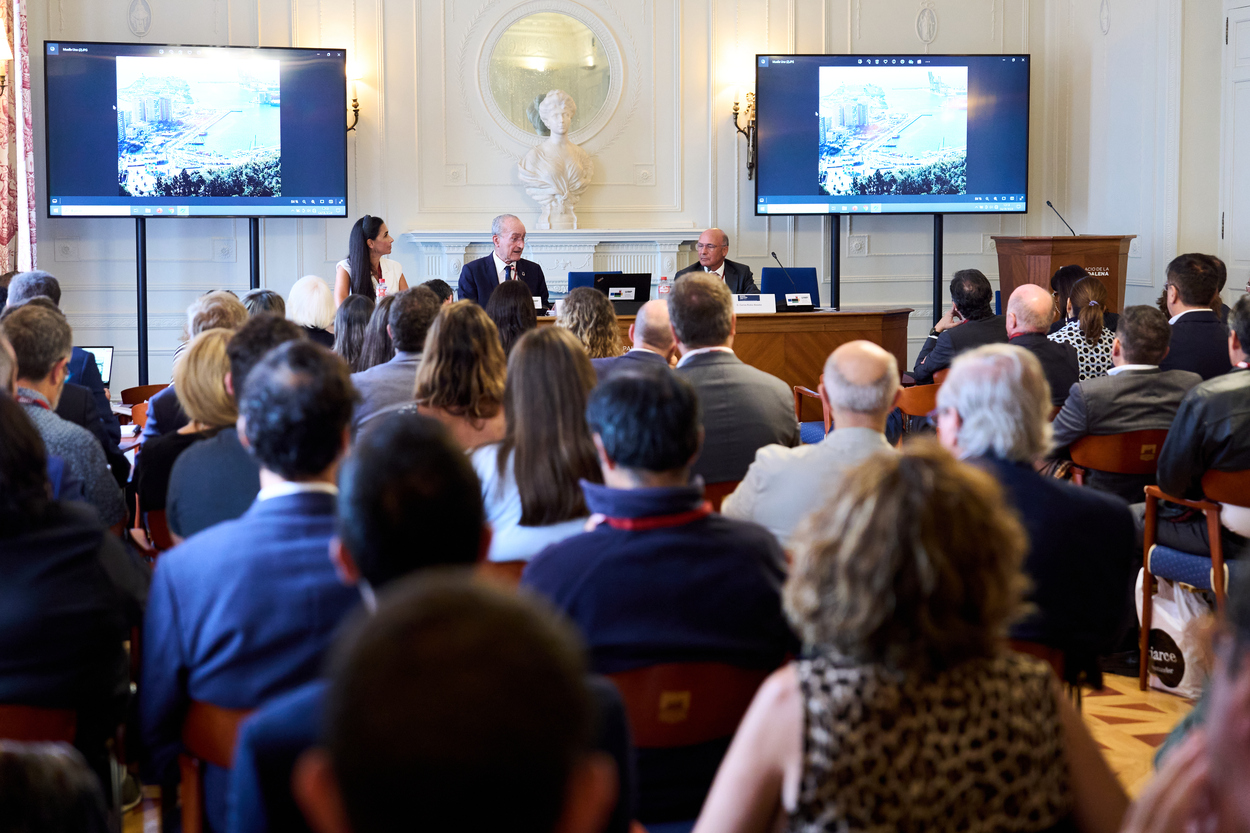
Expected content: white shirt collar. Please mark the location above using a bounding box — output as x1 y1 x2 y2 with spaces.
676 345 734 367
257 481 339 502
1169 308 1206 324
1107 363 1158 376
705 262 726 279
492 252 515 284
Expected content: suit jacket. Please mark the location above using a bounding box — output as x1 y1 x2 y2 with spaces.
1160 310 1232 380
1009 332 1079 406
140 491 361 833
591 349 669 384
673 259 759 294
1050 367 1203 503
350 350 422 435
1157 367 1250 501
140 383 189 443
165 428 261 539
457 255 550 309
911 314 1008 384
675 351 799 484
55 382 128 486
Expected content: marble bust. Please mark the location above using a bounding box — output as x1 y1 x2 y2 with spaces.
517 90 594 230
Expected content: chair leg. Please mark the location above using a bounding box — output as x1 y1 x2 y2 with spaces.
1140 495 1158 691
1208 508 1227 613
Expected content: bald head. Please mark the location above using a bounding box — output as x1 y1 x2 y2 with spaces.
1006 284 1054 336
822 340 899 419
631 300 674 354
695 227 731 272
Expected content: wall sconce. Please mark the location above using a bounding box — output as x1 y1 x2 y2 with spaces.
733 90 756 180
347 65 363 132
0 25 13 97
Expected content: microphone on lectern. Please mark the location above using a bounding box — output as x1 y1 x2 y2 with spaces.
1046 200 1078 236
770 251 797 287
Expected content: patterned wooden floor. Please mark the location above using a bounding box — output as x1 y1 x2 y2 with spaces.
1081 672 1194 797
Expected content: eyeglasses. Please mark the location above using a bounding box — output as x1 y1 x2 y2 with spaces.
695 243 726 252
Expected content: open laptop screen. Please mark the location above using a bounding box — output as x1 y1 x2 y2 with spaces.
78 346 114 385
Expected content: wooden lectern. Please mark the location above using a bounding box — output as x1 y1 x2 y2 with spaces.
991 235 1135 313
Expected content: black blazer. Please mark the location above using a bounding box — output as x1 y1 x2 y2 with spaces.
1159 310 1232 380
140 383 189 443
912 314 1008 384
457 255 550 309
673 259 760 294
1009 333 1079 406
56 382 130 486
590 349 669 384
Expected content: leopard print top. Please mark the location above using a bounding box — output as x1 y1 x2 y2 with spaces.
1048 319 1116 381
787 652 1073 833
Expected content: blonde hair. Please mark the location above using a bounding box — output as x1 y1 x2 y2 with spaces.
785 441 1029 673
287 276 336 330
173 328 237 428
414 301 506 420
184 290 248 340
556 287 622 359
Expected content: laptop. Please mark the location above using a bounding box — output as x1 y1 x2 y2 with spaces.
78 346 114 386
593 273 652 315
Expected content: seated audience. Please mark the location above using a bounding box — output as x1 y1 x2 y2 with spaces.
694 442 1126 833
912 268 1007 384
472 327 601 563
1006 283 1080 407
0 331 84 500
484 278 538 357
422 277 454 304
1051 306 1202 503
241 288 285 318
355 292 396 371
291 576 617 833
403 300 506 451
2 303 125 526
1137 293 1250 557
1159 253 1232 380
558 285 623 359
722 340 900 546
132 328 237 514
1048 276 1116 380
591 299 674 383
164 315 305 541
331 293 374 372
670 275 798 484
141 341 361 833
1047 264 1120 334
0 395 146 791
936 344 1136 683
287 275 336 347
0 742 112 833
333 215 408 305
351 287 440 434
523 369 796 823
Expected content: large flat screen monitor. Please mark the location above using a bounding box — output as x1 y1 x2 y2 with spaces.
755 54 1030 216
44 41 348 219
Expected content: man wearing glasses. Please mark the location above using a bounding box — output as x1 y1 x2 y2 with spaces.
674 228 759 294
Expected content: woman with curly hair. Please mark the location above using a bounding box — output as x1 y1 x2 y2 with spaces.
556 286 622 359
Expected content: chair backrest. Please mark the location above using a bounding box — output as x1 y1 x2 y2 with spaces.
896 383 940 418
130 401 149 430
932 368 950 383
759 268 820 305
1202 469 1250 508
121 383 168 405
146 509 175 551
792 385 831 436
703 481 740 512
607 662 771 748
1069 429 1169 475
475 560 527 589
181 701 253 770
1009 640 1065 680
568 271 622 291
0 704 77 742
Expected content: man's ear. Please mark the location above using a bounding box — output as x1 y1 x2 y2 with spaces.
386 324 393 341
552 753 618 833
330 537 361 586
627 322 637 345
591 434 615 471
224 371 235 399
236 416 251 450
292 748 353 833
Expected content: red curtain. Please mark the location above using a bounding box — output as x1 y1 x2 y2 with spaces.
0 0 34 271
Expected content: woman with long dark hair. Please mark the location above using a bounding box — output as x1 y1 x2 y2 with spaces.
332 294 376 372
484 279 539 357
356 293 397 372
471 327 601 562
334 215 408 305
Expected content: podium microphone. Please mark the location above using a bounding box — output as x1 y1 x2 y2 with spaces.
1046 200 1078 236
770 251 797 287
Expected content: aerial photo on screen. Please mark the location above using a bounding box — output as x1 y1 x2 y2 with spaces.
817 65 967 197
117 55 281 198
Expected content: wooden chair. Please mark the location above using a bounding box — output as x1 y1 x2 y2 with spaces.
177 701 253 833
129 495 175 558
1139 468 1250 690
476 560 527 589
0 704 77 741
932 368 950 383
130 401 149 430
792 385 832 438
606 662 771 749
703 481 740 512
894 383 941 442
1068 429 1168 487
120 384 168 405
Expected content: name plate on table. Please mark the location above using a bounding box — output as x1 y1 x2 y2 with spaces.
533 296 543 309
733 294 777 314
785 293 813 307
608 287 636 301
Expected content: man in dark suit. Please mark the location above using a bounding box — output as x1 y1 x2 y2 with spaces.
456 214 550 309
140 340 362 833
591 299 673 383
936 343 1137 686
673 227 759 294
54 380 129 486
350 286 440 434
1006 283 1080 407
670 275 798 484
1159 253 1233 380
1051 305 1202 503
911 269 1008 384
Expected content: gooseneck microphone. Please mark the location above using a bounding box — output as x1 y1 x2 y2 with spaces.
770 251 796 287
1046 200 1078 236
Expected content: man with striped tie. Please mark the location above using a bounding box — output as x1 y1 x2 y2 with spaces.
457 214 550 310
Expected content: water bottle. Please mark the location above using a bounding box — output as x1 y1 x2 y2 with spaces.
657 275 671 299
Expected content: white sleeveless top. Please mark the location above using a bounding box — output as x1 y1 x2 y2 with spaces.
337 258 402 298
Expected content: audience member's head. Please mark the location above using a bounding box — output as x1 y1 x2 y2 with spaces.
1068 276 1109 342
586 368 701 485
357 294 397 370
485 280 539 357
287 275 337 331
1005 283 1054 336
1049 264 1090 323
1229 294 1250 365
422 278 454 305
0 742 111 833
695 227 731 272
0 270 16 308
225 314 307 403
5 270 61 307
501 327 601 525
1114 305 1172 366
668 274 734 351
0 331 15 394
557 287 621 359
414 301 506 420
386 286 441 355
1208 254 1229 307
333 293 375 372
174 329 238 430
0 302 73 407
950 269 994 320
242 288 286 318
1165 253 1221 314
935 344 1052 463
629 299 675 359
186 290 248 339
337 413 486 589
785 441 1027 673
295 575 613 833
0 394 51 534
821 340 900 428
